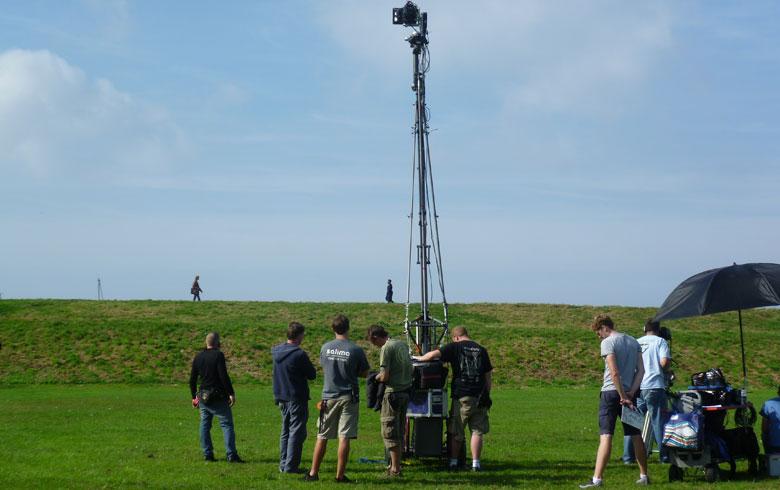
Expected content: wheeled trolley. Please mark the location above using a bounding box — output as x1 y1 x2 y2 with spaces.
664 387 759 483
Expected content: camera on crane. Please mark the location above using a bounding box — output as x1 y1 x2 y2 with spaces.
392 1 421 27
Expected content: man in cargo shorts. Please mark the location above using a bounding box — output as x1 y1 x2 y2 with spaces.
367 324 413 477
580 314 649 488
415 325 493 471
304 315 369 483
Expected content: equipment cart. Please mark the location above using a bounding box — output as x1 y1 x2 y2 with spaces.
665 385 759 483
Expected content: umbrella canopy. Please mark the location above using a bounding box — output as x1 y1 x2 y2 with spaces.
653 262 780 386
654 262 780 322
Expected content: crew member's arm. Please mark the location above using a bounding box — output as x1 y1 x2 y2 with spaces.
217 352 236 406
660 357 671 370
484 371 492 393
376 344 390 383
660 338 671 371
414 349 442 362
628 355 644 398
605 353 628 405
358 349 371 378
189 357 199 407
303 353 317 381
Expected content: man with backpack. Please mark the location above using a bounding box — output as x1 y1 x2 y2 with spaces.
414 326 493 472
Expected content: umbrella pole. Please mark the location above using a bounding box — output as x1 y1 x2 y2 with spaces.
738 308 747 402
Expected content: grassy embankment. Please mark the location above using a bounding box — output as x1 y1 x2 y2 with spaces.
2 300 780 488
1 299 779 388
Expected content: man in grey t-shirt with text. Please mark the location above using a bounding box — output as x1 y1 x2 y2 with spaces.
580 314 648 488
304 314 369 484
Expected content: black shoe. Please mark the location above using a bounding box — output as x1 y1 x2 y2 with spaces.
472 466 482 472
335 475 354 483
227 455 245 463
204 455 216 462
285 468 307 474
303 473 319 482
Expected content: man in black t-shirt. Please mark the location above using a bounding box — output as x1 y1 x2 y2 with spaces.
189 332 243 463
414 326 493 471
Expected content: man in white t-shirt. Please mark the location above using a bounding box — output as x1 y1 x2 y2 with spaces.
622 320 672 464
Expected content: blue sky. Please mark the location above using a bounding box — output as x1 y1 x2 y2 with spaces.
1 1 779 306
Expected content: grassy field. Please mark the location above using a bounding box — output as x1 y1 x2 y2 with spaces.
2 384 778 489
1 300 780 388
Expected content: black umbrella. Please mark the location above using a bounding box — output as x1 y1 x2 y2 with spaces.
653 262 780 386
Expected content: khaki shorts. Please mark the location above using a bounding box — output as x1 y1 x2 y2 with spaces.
380 391 409 449
317 396 359 440
448 396 489 443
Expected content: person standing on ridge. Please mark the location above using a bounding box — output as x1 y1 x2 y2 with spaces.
385 279 394 303
273 321 317 473
191 275 203 301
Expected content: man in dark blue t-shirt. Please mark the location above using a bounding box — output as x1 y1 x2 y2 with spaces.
415 326 493 471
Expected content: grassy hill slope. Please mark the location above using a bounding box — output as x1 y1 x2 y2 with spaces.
1 299 779 387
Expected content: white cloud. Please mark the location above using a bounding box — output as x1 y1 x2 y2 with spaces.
318 1 675 114
0 49 185 180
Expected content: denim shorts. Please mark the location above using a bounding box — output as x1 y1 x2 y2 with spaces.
599 390 640 436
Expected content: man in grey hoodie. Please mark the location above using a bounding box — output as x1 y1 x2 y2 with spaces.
272 322 317 473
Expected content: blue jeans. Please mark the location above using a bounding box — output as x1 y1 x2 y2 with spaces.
279 400 309 472
623 388 669 462
199 398 237 459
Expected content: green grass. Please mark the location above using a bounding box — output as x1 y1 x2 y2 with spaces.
1 384 777 489
2 300 780 388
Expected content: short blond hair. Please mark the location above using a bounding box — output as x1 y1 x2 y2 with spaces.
206 332 220 348
451 326 468 337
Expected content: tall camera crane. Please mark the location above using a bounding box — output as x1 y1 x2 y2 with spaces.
393 1 449 356
393 1 450 459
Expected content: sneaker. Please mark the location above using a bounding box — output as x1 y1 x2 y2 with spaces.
204 455 216 462
472 465 482 472
636 476 650 486
302 473 319 482
284 468 307 474
447 463 459 471
335 475 354 483
579 480 603 488
227 455 245 463
382 469 402 479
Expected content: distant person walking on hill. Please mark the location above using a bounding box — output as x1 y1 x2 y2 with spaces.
414 326 493 472
189 332 244 463
191 275 203 301
273 322 317 474
304 314 370 483
622 319 672 464
367 324 413 477
385 279 393 303
580 314 647 488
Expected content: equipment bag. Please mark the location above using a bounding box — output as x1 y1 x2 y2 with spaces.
663 410 703 450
